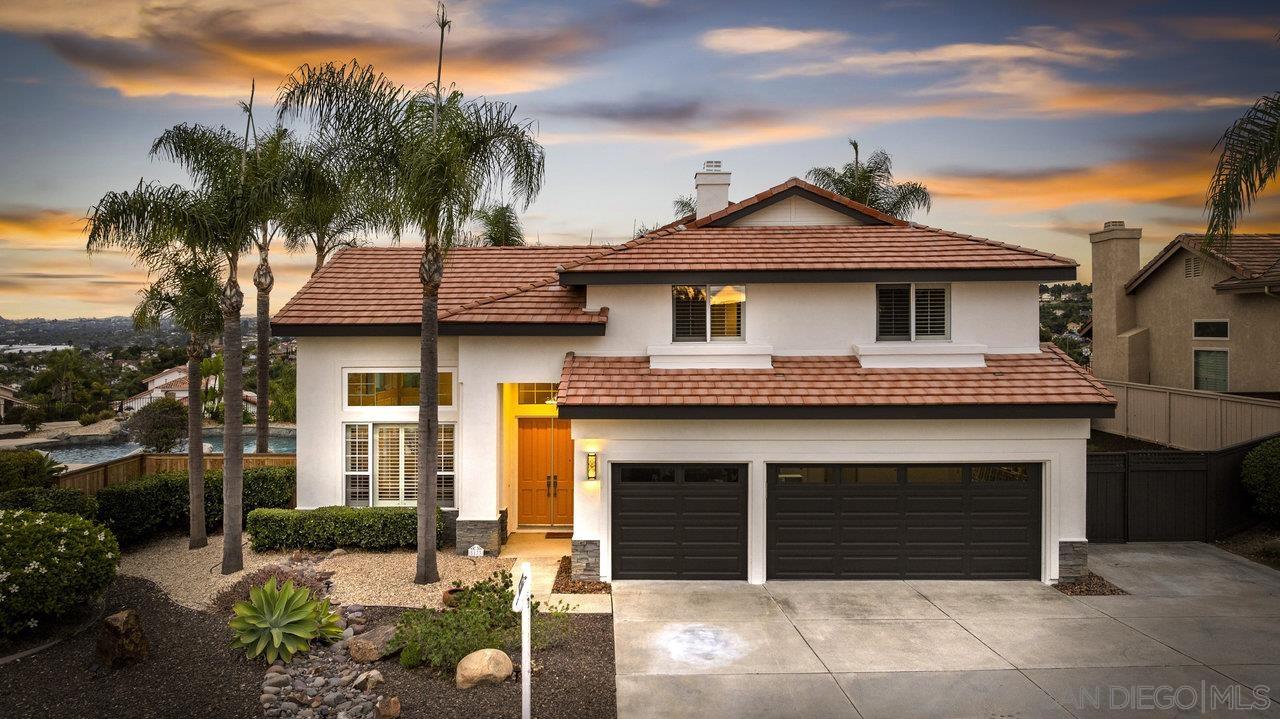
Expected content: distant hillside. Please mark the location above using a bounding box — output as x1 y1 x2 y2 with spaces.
0 315 255 349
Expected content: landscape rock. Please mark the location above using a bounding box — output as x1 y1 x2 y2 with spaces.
353 669 383 692
347 625 397 663
374 696 400 719
95 609 149 668
455 649 513 689
327 549 347 559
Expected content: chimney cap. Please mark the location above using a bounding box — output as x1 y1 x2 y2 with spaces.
701 160 724 172
1103 220 1126 230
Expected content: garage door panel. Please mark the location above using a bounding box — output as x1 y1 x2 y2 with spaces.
612 463 748 580
768 463 1041 580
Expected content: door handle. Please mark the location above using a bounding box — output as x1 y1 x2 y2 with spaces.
545 475 551 496
551 475 558 497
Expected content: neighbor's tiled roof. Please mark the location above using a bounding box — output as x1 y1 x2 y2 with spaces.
557 224 1077 275
1127 234 1280 293
556 344 1114 409
142 365 185 384
273 246 610 327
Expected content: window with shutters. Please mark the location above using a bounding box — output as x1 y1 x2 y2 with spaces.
671 284 745 341
1193 349 1228 392
343 422 455 508
876 283 949 341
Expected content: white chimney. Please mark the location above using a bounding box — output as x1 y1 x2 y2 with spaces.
694 160 731 219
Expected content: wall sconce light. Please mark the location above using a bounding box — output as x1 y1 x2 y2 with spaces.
586 452 598 481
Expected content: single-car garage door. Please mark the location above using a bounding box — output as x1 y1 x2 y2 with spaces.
612 463 748 580
767 463 1042 580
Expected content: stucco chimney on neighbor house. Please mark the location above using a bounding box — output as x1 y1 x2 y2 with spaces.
1089 220 1149 383
694 160 731 219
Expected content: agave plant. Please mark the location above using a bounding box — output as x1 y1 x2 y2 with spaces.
229 577 340 663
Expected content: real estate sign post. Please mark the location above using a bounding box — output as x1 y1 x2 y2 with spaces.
512 562 532 719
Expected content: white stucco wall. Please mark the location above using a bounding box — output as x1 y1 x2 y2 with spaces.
569 418 1091 584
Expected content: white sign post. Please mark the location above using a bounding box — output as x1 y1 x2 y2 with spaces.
512 561 532 719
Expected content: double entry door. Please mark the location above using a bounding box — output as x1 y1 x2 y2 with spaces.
517 418 573 526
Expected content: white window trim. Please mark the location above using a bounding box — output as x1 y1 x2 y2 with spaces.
1192 319 1230 340
343 420 457 509
1192 348 1229 392
877 282 951 343
342 366 457 412
672 284 747 343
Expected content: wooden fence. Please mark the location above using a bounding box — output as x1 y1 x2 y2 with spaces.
1086 432 1273 543
1093 380 1280 450
57 453 296 495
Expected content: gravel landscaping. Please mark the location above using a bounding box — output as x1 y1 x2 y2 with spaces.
1053 572 1129 596
118 534 281 610
1216 523 1280 571
322 550 514 608
552 556 610 595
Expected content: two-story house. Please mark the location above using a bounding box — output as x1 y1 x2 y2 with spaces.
273 169 1115 585
123 365 254 415
1090 223 1280 398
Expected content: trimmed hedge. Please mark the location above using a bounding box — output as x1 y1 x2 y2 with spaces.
0 486 98 519
96 466 295 546
247 505 448 551
1242 437 1280 523
0 510 119 637
0 449 64 493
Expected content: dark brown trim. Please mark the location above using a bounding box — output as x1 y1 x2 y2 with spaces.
559 266 1077 286
558 402 1114 420
703 186 892 228
273 322 607 337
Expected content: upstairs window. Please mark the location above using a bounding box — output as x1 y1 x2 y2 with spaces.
1193 320 1228 339
876 283 949 341
672 285 746 342
346 371 454 407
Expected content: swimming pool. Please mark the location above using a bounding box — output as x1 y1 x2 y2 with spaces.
47 431 296 466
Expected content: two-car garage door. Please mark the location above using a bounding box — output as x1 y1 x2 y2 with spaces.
610 462 1041 580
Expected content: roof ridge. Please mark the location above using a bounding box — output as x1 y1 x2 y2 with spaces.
909 222 1078 266
686 177 908 229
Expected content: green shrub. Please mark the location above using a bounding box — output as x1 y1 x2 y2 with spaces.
98 409 117 422
96 466 296 546
228 577 342 664
21 408 44 433
124 398 187 452
0 449 65 493
0 487 98 519
0 510 119 637
391 570 569 672
77 412 97 427
246 505 447 551
1242 437 1280 523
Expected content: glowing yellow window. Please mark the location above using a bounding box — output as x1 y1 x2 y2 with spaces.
347 372 453 407
516 383 556 405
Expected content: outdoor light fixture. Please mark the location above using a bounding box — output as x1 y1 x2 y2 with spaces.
586 452 598 481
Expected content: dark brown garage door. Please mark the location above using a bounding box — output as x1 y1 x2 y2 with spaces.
767 463 1042 580
611 463 748 580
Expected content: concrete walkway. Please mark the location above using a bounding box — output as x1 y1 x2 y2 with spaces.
614 544 1280 718
499 532 612 613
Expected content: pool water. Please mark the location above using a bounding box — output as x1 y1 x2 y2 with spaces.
48 432 296 466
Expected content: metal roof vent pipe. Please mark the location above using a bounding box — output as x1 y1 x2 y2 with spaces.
694 160 731 219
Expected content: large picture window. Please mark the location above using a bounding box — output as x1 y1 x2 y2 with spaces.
672 284 746 342
344 422 455 507
346 371 454 407
876 283 950 341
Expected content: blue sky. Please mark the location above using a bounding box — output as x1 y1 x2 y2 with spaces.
1 0 1278 317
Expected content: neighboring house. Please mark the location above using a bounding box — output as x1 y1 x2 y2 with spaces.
0 383 33 421
1090 223 1280 397
122 365 236 412
274 167 1115 585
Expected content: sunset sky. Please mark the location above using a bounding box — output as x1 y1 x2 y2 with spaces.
1 0 1278 319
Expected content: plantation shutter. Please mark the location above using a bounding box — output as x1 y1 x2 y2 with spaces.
375 426 402 503
709 285 745 340
876 284 911 341
1194 350 1228 392
672 285 708 341
344 423 370 506
437 424 456 508
914 286 949 339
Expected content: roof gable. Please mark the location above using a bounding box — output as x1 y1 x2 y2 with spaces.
690 178 906 229
1125 234 1280 294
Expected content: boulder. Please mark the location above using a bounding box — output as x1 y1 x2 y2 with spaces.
347 625 397 663
455 649 513 689
353 669 383 692
374 696 401 719
95 609 149 668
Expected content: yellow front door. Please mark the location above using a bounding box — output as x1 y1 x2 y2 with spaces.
517 418 574 526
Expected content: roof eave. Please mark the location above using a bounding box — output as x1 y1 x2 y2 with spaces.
558 266 1077 286
272 321 608 337
556 402 1115 420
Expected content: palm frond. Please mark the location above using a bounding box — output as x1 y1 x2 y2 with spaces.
1205 91 1280 245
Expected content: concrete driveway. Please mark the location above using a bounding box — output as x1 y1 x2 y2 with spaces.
613 544 1280 718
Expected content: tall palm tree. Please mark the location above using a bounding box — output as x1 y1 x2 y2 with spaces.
1205 92 1280 244
149 107 279 575
807 139 932 220
86 181 225 549
279 138 378 275
474 204 524 246
279 54 545 583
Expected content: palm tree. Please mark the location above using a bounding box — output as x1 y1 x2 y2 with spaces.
279 49 545 584
474 204 524 246
86 180 225 550
279 139 377 275
672 194 695 219
1205 92 1280 244
806 139 932 220
132 256 224 548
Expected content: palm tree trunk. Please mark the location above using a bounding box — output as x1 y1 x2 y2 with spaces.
312 239 328 276
253 237 273 454
415 243 443 585
186 341 207 550
221 280 245 575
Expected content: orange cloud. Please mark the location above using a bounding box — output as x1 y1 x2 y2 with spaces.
700 26 848 55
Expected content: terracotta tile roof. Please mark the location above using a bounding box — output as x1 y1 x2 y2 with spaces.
1127 234 1280 293
556 344 1114 410
273 246 611 328
557 224 1077 275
